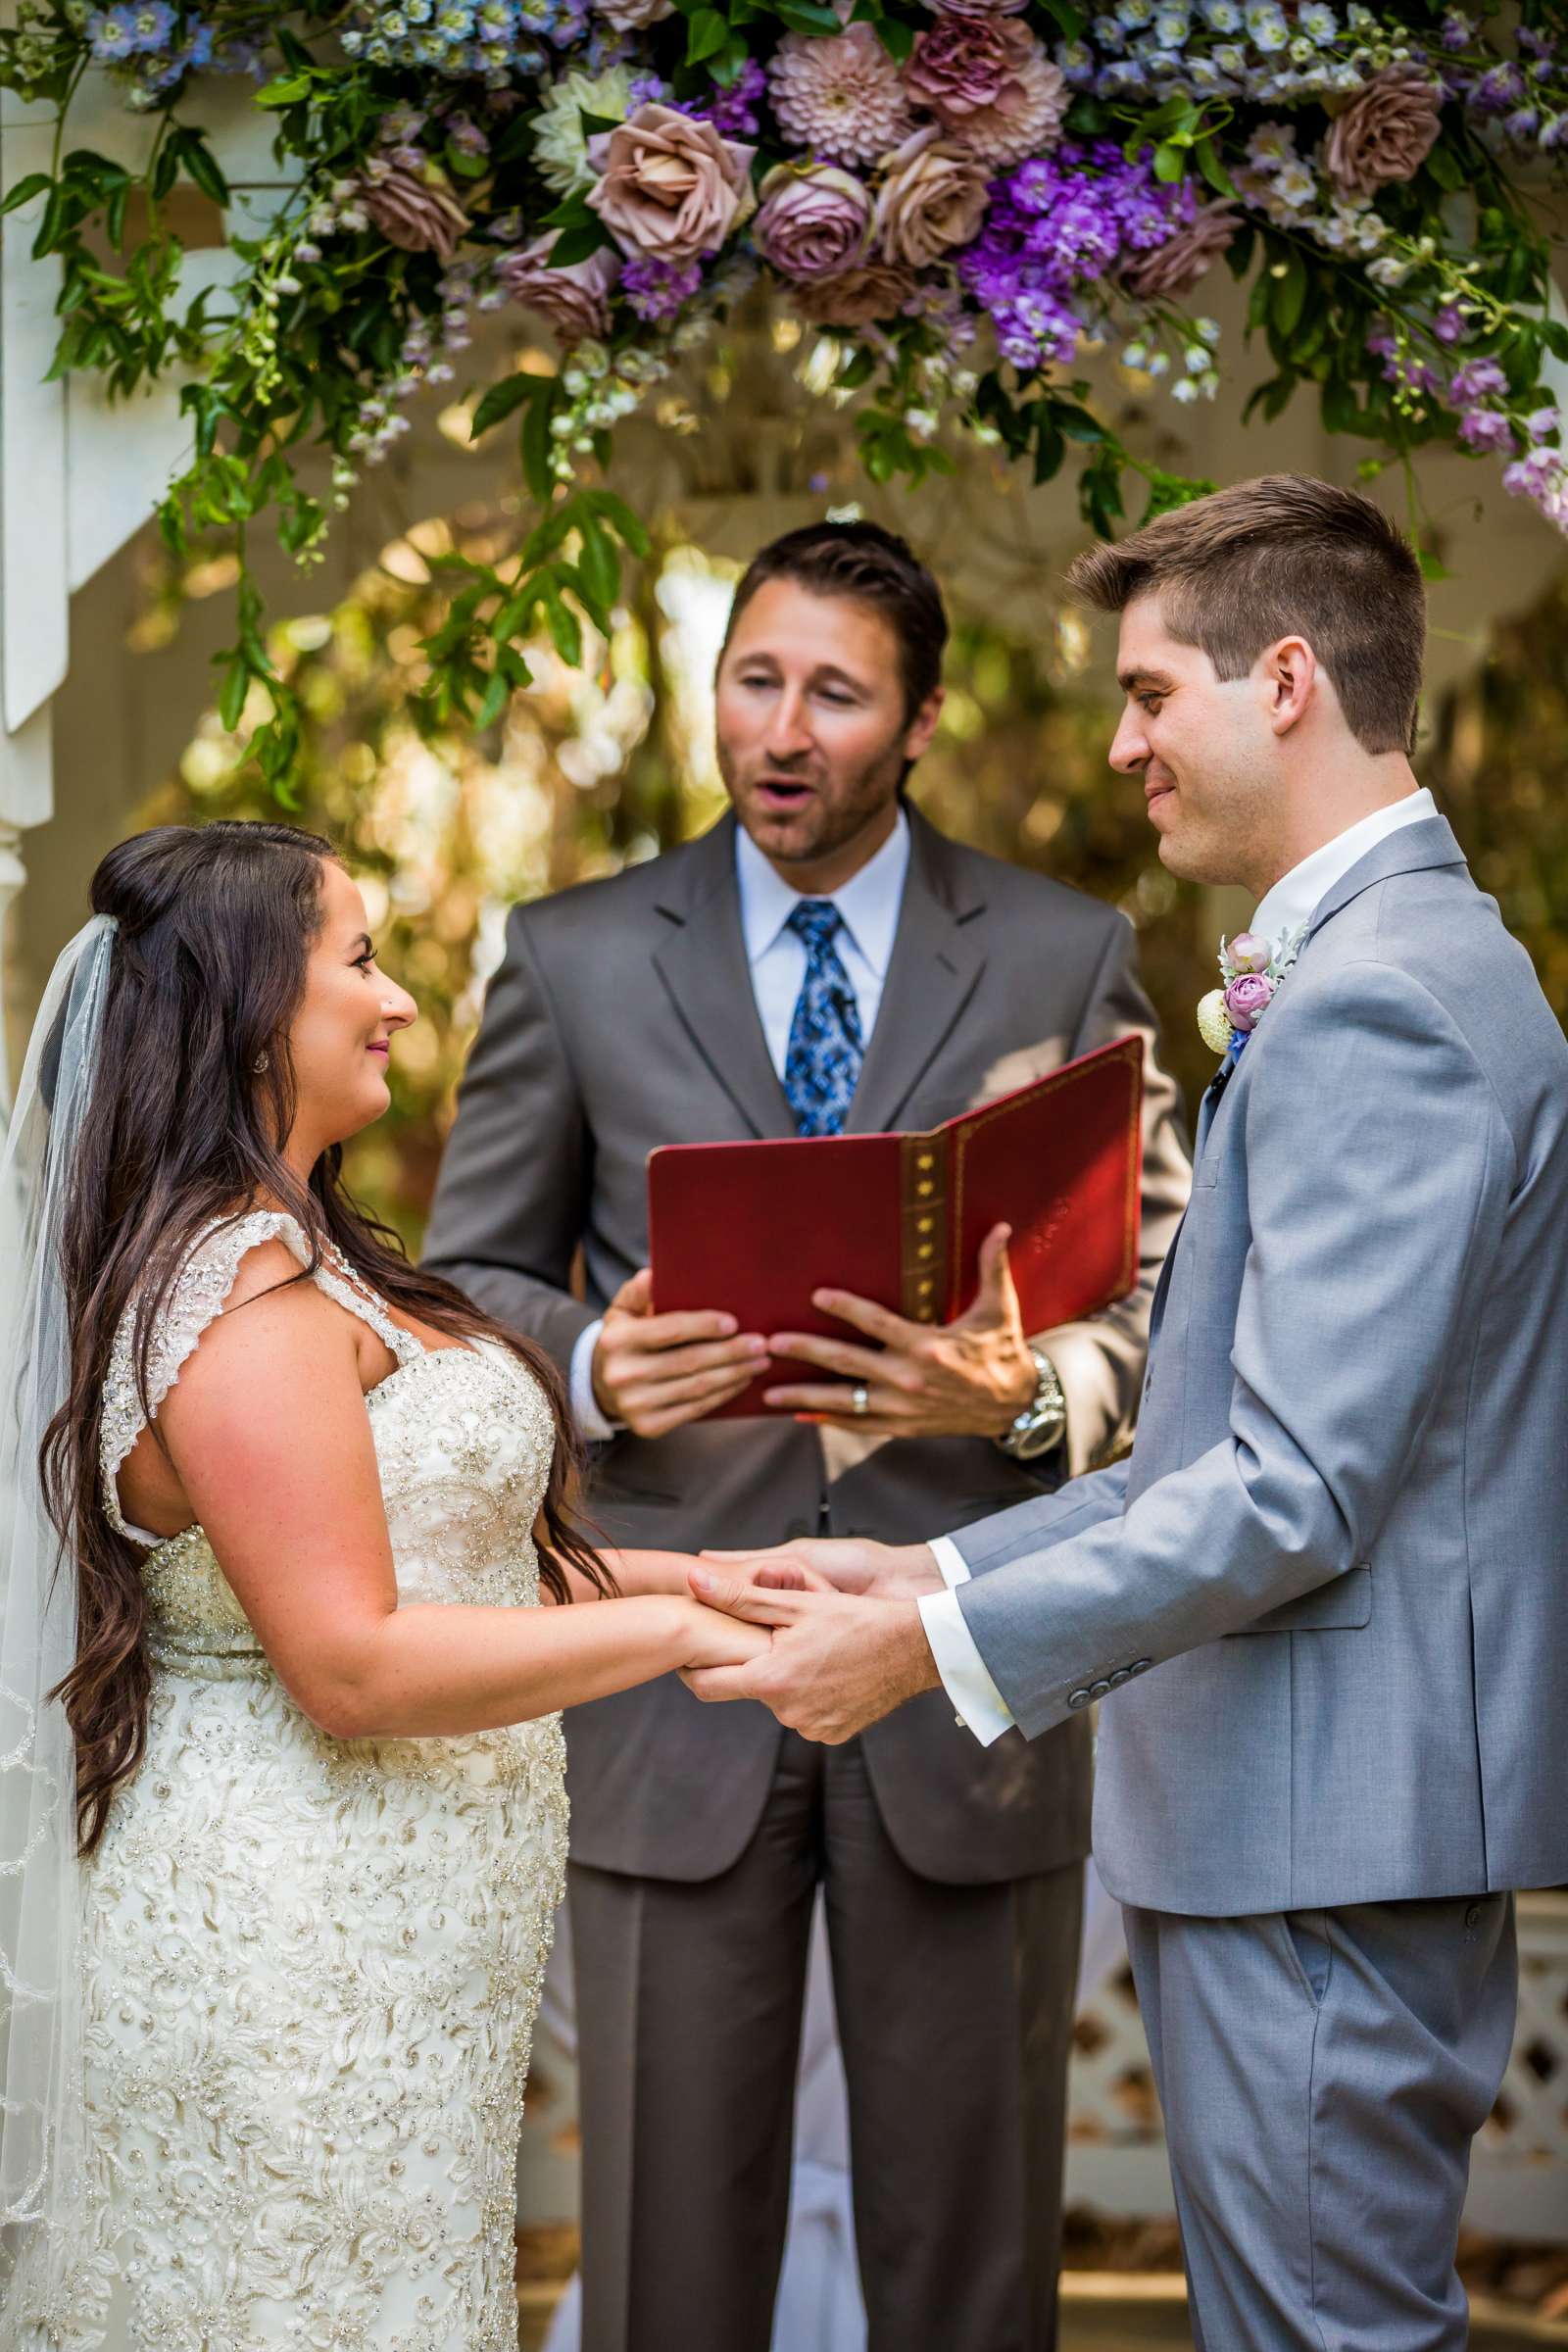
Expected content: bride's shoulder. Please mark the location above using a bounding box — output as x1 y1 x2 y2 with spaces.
120 1209 335 1383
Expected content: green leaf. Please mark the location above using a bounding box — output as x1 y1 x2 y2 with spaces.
1270 250 1307 338
542 583 582 666
255 74 311 107
1053 401 1106 445
151 139 179 201
1152 141 1187 184
1424 141 1463 193
685 6 728 61
1194 135 1237 199
588 488 652 558
774 0 845 30
0 172 52 217
1417 547 1450 582
578 514 619 611
548 218 612 268
219 656 249 734
471 370 535 438
522 379 560 504
1033 416 1065 485
1034 0 1085 35
173 130 229 206
476 666 511 729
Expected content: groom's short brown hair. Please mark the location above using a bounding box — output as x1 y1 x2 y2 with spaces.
1066 474 1425 757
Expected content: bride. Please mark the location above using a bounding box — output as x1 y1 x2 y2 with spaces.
0 818 769 2348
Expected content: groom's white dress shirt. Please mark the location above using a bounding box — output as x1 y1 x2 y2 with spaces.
921 786 1440 1743
569 810 912 1441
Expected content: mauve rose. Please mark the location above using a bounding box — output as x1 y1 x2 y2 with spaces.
919 0 1030 17
1120 202 1239 301
1324 66 1444 198
755 162 872 281
1224 971 1276 1031
904 14 1034 121
591 0 672 24
792 259 917 327
1227 930 1271 973
359 161 468 264
871 127 989 269
587 103 756 265
496 235 621 344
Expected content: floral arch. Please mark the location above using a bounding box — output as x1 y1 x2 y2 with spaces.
3 0 1568 795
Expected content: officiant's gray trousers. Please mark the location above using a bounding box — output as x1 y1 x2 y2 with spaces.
568 1728 1083 2352
1123 1892 1517 2350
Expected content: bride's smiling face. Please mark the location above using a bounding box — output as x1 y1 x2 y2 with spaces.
283 860 416 1152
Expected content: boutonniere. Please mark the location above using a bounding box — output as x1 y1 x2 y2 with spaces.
1196 925 1307 1063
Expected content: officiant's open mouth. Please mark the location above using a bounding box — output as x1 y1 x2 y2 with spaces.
754 777 816 810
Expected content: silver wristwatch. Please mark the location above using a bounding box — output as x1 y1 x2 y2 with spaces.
997 1346 1067 1461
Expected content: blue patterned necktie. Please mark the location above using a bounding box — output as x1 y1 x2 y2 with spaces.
782 900 863 1138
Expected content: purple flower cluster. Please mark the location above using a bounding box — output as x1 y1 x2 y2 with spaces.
685 58 768 140
621 254 704 322
958 141 1193 372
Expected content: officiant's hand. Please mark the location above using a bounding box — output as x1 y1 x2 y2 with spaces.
679 1572 940 1742
760 1222 1037 1438
700 1537 943 1604
592 1269 769 1437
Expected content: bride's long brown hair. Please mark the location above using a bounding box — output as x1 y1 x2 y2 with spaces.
41 820 612 1857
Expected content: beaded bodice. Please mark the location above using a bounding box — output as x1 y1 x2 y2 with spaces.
98 1211 558 1676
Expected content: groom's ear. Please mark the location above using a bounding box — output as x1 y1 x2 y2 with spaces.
1263 635 1317 737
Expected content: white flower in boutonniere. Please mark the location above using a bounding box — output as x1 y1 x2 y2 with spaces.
1196 924 1306 1063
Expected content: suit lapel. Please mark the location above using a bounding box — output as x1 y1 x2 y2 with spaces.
652 816 796 1141
844 808 988 1136
1304 813 1468 943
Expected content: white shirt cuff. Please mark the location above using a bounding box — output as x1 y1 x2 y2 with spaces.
569 1319 620 1443
929 1534 970 1591
917 1583 1016 1747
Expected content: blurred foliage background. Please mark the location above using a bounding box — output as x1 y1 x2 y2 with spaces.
132 514 1568 1250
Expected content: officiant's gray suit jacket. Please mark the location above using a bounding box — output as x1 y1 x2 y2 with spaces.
947 814 1568 1915
424 805 1191 1884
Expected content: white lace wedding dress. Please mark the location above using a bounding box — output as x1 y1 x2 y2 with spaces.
49 1210 568 2351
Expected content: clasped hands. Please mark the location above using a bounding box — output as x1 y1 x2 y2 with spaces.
677 1538 947 1745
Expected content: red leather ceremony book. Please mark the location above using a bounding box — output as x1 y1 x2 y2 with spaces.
648 1032 1144 1419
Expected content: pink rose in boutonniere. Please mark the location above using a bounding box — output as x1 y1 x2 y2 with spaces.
1196 926 1304 1061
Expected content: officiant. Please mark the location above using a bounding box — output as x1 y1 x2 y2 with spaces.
423 521 1191 2352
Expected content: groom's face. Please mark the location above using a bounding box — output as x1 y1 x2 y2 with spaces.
1108 592 1276 886
714 579 941 884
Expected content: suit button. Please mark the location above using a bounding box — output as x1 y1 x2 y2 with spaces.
1464 1901 1484 1931
1089 1680 1111 1699
1107 1669 1131 1689
1129 1658 1152 1676
1067 1689 1091 1709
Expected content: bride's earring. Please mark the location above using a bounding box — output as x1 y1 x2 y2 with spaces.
252 1051 270 1075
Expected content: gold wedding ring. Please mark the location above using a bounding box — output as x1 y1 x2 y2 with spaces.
852 1383 870 1417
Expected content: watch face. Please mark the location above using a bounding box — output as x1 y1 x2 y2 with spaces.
1010 1412 1065 1460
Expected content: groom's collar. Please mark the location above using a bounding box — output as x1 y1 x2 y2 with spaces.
1251 788 1437 944
1304 810 1469 943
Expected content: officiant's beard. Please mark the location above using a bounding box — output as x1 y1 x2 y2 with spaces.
717 737 908 889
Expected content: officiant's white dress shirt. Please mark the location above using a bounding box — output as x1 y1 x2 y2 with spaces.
921 786 1441 1744
568 809 912 1440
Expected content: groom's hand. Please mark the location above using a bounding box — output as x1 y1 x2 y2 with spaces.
678 1571 941 1743
592 1269 769 1437
702 1537 943 1604
760 1222 1038 1438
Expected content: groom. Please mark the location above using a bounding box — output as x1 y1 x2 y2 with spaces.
686 474 1568 2346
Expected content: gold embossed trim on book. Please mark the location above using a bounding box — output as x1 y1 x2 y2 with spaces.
899 1130 949 1323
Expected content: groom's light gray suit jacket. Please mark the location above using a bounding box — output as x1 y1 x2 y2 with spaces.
949 816 1568 1915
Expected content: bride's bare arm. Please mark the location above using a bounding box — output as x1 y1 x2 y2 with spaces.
545 1548 700 1603
152 1256 769 1740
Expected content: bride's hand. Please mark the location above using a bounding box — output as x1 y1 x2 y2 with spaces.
675 1597 775 1672
699 1537 941 1603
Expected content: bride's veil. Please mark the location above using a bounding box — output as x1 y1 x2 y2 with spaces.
0 915 116 2341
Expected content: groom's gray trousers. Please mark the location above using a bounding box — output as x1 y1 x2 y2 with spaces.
1122 1896 1517 2350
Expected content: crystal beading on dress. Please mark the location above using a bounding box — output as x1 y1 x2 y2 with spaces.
25 1210 570 2349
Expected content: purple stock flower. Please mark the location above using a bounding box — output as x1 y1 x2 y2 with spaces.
1458 408 1515 454
1449 355 1508 403
958 140 1192 374
620 254 704 321
1433 303 1468 345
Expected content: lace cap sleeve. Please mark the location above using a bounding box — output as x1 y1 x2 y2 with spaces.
99 1211 314 1543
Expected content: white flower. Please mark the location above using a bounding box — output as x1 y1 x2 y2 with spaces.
1366 252 1410 287
1184 342 1210 370
1153 6 1190 42
1200 0 1241 24
532 66 633 194
1298 1 1337 37
1197 989 1234 1054
1171 374 1200 403
1273 159 1317 206
1213 40 1246 70
1196 315 1221 343
1247 119 1297 167
1122 341 1150 368
1246 0 1290 48
1147 350 1171 375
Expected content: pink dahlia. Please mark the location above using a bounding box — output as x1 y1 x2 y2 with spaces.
768 23 914 171
941 38 1067 166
